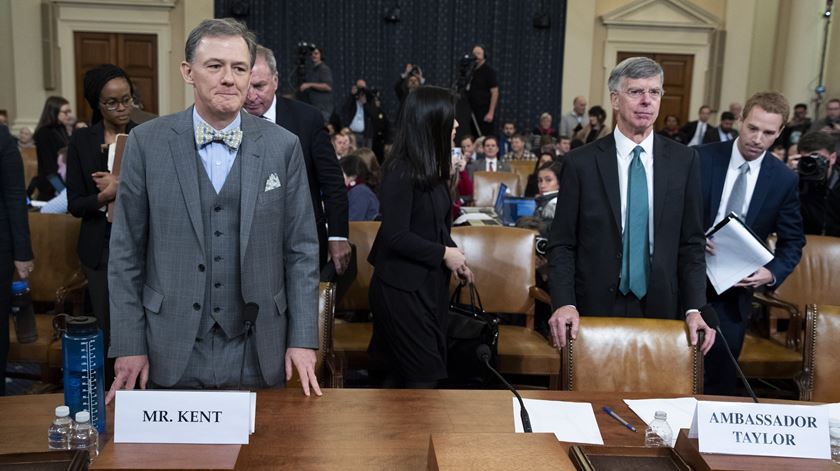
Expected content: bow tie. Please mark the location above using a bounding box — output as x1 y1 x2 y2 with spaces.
195 121 242 150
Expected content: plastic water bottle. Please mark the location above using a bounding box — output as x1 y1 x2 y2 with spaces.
830 418 840 464
10 280 38 343
645 410 673 448
70 411 99 460
62 316 106 433
47 405 72 450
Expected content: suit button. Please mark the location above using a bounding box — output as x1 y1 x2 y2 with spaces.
213 307 221 313
193 303 201 311
214 231 222 237
198 264 205 272
214 282 221 288
214 206 222 212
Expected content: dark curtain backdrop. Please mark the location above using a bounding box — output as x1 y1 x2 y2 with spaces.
215 0 566 134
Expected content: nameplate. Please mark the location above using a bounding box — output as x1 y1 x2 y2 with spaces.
688 401 830 460
114 390 256 444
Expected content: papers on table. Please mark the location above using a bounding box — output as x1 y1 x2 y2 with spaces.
624 397 698 447
822 402 840 421
705 213 774 294
513 398 604 445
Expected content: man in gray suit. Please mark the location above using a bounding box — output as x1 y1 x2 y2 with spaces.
106 18 322 401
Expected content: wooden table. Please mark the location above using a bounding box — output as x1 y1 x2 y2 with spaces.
0 389 834 470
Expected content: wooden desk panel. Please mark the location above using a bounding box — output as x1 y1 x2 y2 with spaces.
428 433 575 470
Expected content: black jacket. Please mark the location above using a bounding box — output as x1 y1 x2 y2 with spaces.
33 124 69 199
0 125 33 262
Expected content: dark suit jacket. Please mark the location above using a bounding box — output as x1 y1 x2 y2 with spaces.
679 120 715 145
368 160 455 292
466 158 511 180
0 125 33 262
66 121 138 268
702 125 738 144
274 95 348 266
698 140 805 320
547 133 706 319
33 125 69 200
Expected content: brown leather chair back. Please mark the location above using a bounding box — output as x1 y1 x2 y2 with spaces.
563 317 703 394
27 213 82 303
801 304 840 402
472 171 521 206
507 161 536 191
337 221 380 311
21 147 38 190
774 235 840 311
288 281 336 388
450 226 535 316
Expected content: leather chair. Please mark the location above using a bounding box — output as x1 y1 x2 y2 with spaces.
799 304 840 402
288 281 339 388
331 221 379 384
20 147 37 193
472 171 521 206
450 226 560 388
506 160 536 192
562 317 703 394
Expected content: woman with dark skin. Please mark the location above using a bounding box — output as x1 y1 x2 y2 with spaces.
65 64 138 386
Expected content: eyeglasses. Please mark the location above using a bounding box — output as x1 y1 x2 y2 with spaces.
622 88 664 99
100 97 134 111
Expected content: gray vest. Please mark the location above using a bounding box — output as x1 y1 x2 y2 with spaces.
196 152 244 339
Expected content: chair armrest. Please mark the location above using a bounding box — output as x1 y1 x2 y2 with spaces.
752 291 801 350
529 286 551 305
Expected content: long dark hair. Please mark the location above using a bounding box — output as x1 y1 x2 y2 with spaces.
35 96 69 132
384 86 456 190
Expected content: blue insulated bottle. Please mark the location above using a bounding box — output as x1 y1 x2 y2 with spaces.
62 316 106 433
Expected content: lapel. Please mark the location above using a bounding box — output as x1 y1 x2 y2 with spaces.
169 107 205 255
709 141 733 224
745 151 774 226
89 123 107 171
594 134 621 235
238 111 265 267
652 135 668 237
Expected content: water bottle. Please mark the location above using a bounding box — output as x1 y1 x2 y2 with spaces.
70 411 99 461
62 316 106 433
47 405 72 450
830 418 840 464
644 410 673 448
10 280 38 343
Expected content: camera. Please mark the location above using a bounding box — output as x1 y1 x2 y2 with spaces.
354 86 380 101
535 237 549 256
797 153 829 182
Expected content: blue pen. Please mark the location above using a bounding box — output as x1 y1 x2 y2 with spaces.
602 406 637 432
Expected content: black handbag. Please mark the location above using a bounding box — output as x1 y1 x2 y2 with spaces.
446 282 500 383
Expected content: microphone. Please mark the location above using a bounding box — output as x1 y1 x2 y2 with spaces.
700 305 758 403
476 344 532 433
238 303 260 390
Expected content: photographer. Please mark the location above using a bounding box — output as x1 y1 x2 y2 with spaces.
340 79 389 162
299 46 334 123
796 131 840 236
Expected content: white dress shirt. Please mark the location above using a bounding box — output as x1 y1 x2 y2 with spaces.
689 121 707 146
262 95 278 123
485 157 499 172
713 138 764 226
614 128 655 252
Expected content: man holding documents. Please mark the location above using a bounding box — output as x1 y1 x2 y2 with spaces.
698 91 805 395
547 57 714 353
106 18 322 400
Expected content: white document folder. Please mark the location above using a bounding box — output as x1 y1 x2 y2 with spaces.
705 213 774 294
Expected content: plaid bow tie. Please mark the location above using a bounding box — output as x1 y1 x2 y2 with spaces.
195 121 242 150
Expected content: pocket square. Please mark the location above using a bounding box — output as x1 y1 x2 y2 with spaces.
264 173 282 192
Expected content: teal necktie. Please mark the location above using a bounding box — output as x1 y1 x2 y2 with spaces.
619 145 650 299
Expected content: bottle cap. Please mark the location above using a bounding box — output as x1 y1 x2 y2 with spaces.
75 411 90 423
654 410 667 420
65 316 99 335
10 280 28 295
55 405 70 417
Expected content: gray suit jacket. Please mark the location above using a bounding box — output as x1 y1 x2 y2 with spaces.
108 108 320 387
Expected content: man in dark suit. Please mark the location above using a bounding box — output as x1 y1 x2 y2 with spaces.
0 125 34 396
703 111 738 144
245 45 351 274
466 136 511 179
547 57 715 354
680 105 713 146
698 92 805 395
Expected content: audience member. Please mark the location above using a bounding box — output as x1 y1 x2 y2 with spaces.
466 135 510 178
504 134 535 161
340 153 379 221
657 114 684 143
797 131 839 236
39 146 68 214
535 161 562 226
680 104 712 146
341 79 376 148
704 111 738 143
547 56 714 353
555 135 571 160
472 135 486 160
699 91 804 395
351 147 381 192
451 144 473 213
107 18 321 401
559 96 587 138
524 151 556 198
574 105 610 144
459 134 476 162
33 96 72 200
810 98 840 154
786 144 800 169
466 44 499 137
499 120 516 155
300 46 334 123
332 131 351 158
778 103 812 149
244 44 350 272
532 112 557 141
367 86 473 388
0 124 34 396
394 64 424 124
17 127 35 151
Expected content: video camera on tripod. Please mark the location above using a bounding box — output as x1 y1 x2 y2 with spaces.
294 41 317 89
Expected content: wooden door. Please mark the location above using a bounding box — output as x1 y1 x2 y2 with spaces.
616 52 693 131
74 32 158 125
